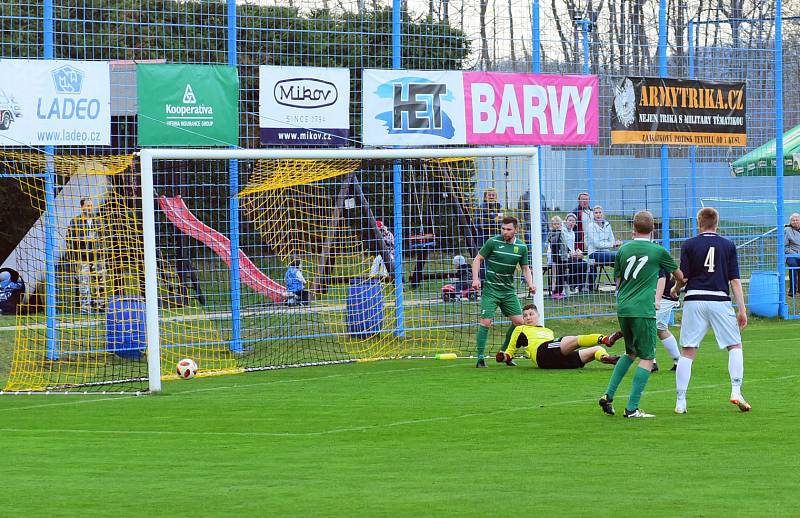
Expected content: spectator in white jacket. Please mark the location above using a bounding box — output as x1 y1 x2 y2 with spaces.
587 205 621 291
785 212 800 296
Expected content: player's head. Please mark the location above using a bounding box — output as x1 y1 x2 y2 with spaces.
697 207 719 232
564 213 577 229
578 192 590 208
500 216 518 241
550 215 562 231
522 303 540 325
789 212 800 229
632 210 655 237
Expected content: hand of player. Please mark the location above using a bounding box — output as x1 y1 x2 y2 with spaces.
670 286 680 299
472 279 481 291
528 284 537 295
737 308 748 330
655 300 661 310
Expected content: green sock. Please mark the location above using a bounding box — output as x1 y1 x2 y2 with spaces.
476 325 489 359
626 366 652 412
605 355 634 400
500 324 516 352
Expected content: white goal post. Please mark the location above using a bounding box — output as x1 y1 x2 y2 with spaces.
139 147 543 392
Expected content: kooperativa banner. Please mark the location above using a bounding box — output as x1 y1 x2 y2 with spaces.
0 59 111 146
610 76 746 147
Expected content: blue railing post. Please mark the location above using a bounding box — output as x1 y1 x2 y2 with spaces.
658 0 670 251
392 0 404 337
688 20 698 236
776 1 787 318
580 21 593 203
44 0 59 360
227 0 243 351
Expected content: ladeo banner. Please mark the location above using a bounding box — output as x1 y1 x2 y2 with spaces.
0 59 110 146
610 76 746 146
259 66 350 146
463 72 598 145
137 64 239 147
362 69 598 146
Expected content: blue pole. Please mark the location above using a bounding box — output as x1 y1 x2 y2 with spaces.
581 21 593 203
688 20 698 237
44 0 58 360
658 0 670 251
227 0 242 351
532 0 542 255
776 0 787 318
392 0 404 336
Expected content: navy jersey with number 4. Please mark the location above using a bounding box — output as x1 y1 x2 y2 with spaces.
680 232 740 302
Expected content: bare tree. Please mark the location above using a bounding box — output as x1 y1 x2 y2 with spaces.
508 0 516 66
479 0 491 69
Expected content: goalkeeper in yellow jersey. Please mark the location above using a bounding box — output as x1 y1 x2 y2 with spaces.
495 304 622 368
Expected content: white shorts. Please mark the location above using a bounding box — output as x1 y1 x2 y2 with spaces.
680 300 742 349
656 299 679 331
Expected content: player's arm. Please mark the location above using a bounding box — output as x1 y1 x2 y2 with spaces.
472 253 484 290
655 275 666 309
669 269 685 298
520 264 536 294
730 278 748 329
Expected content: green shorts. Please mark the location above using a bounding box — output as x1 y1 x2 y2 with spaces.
618 316 657 360
480 289 522 320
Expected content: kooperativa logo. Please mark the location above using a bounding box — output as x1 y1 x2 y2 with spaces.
51 65 84 94
274 78 338 109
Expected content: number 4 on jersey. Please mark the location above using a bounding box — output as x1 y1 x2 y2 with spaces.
704 247 715 272
623 255 649 280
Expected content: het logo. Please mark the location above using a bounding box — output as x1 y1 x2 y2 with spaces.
275 78 338 109
51 65 84 94
375 77 456 138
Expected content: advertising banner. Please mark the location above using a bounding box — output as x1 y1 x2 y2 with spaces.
463 72 598 145
259 66 350 146
610 76 746 147
0 59 111 146
362 69 467 146
362 69 598 147
137 64 239 147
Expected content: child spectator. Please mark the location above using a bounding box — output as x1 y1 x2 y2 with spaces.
285 257 309 306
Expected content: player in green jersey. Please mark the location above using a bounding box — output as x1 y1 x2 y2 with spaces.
471 216 537 368
598 210 685 418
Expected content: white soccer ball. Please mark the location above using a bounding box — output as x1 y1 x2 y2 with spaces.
176 358 198 379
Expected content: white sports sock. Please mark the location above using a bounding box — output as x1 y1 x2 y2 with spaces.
661 335 680 362
676 356 693 401
728 348 744 399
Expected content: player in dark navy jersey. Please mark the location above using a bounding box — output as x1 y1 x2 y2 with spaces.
671 207 750 414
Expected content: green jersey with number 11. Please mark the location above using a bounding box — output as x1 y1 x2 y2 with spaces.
614 238 678 318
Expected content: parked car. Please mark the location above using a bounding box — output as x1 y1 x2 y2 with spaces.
0 88 22 130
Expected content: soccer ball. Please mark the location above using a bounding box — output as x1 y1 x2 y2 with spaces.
176 358 198 379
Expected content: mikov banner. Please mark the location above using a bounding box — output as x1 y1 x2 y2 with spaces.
610 76 746 147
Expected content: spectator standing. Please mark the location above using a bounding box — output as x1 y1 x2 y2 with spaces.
569 192 593 252
785 212 800 296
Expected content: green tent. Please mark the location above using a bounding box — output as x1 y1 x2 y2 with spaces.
731 123 800 176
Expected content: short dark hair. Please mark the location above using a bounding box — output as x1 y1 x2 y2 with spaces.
501 216 518 227
697 207 719 230
523 303 538 313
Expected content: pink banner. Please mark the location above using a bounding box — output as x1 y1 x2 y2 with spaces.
463 72 598 146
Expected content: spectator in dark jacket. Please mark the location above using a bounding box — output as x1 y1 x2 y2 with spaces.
569 192 592 253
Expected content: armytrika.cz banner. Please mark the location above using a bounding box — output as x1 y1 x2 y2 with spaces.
610 76 746 147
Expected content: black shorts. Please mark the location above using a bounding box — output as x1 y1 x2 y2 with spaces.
535 339 585 369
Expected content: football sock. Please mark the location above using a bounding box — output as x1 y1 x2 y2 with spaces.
661 335 680 362
605 354 634 400
476 325 489 360
676 356 693 401
626 366 652 412
728 348 744 399
578 334 603 347
594 348 609 362
500 324 516 352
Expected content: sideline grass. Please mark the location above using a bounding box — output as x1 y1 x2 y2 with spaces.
1 319 799 516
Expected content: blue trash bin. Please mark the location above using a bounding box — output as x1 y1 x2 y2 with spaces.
749 271 780 318
106 297 146 359
346 278 384 338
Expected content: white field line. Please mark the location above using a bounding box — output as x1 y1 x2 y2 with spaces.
0 373 795 438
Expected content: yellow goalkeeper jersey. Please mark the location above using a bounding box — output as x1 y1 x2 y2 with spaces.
506 325 555 367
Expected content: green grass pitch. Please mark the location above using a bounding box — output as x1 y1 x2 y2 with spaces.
1 317 799 516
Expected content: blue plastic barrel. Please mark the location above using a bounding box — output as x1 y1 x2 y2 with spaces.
749 271 780 318
346 278 384 338
106 297 146 359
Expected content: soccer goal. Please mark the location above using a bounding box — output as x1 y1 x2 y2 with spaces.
3 147 543 393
